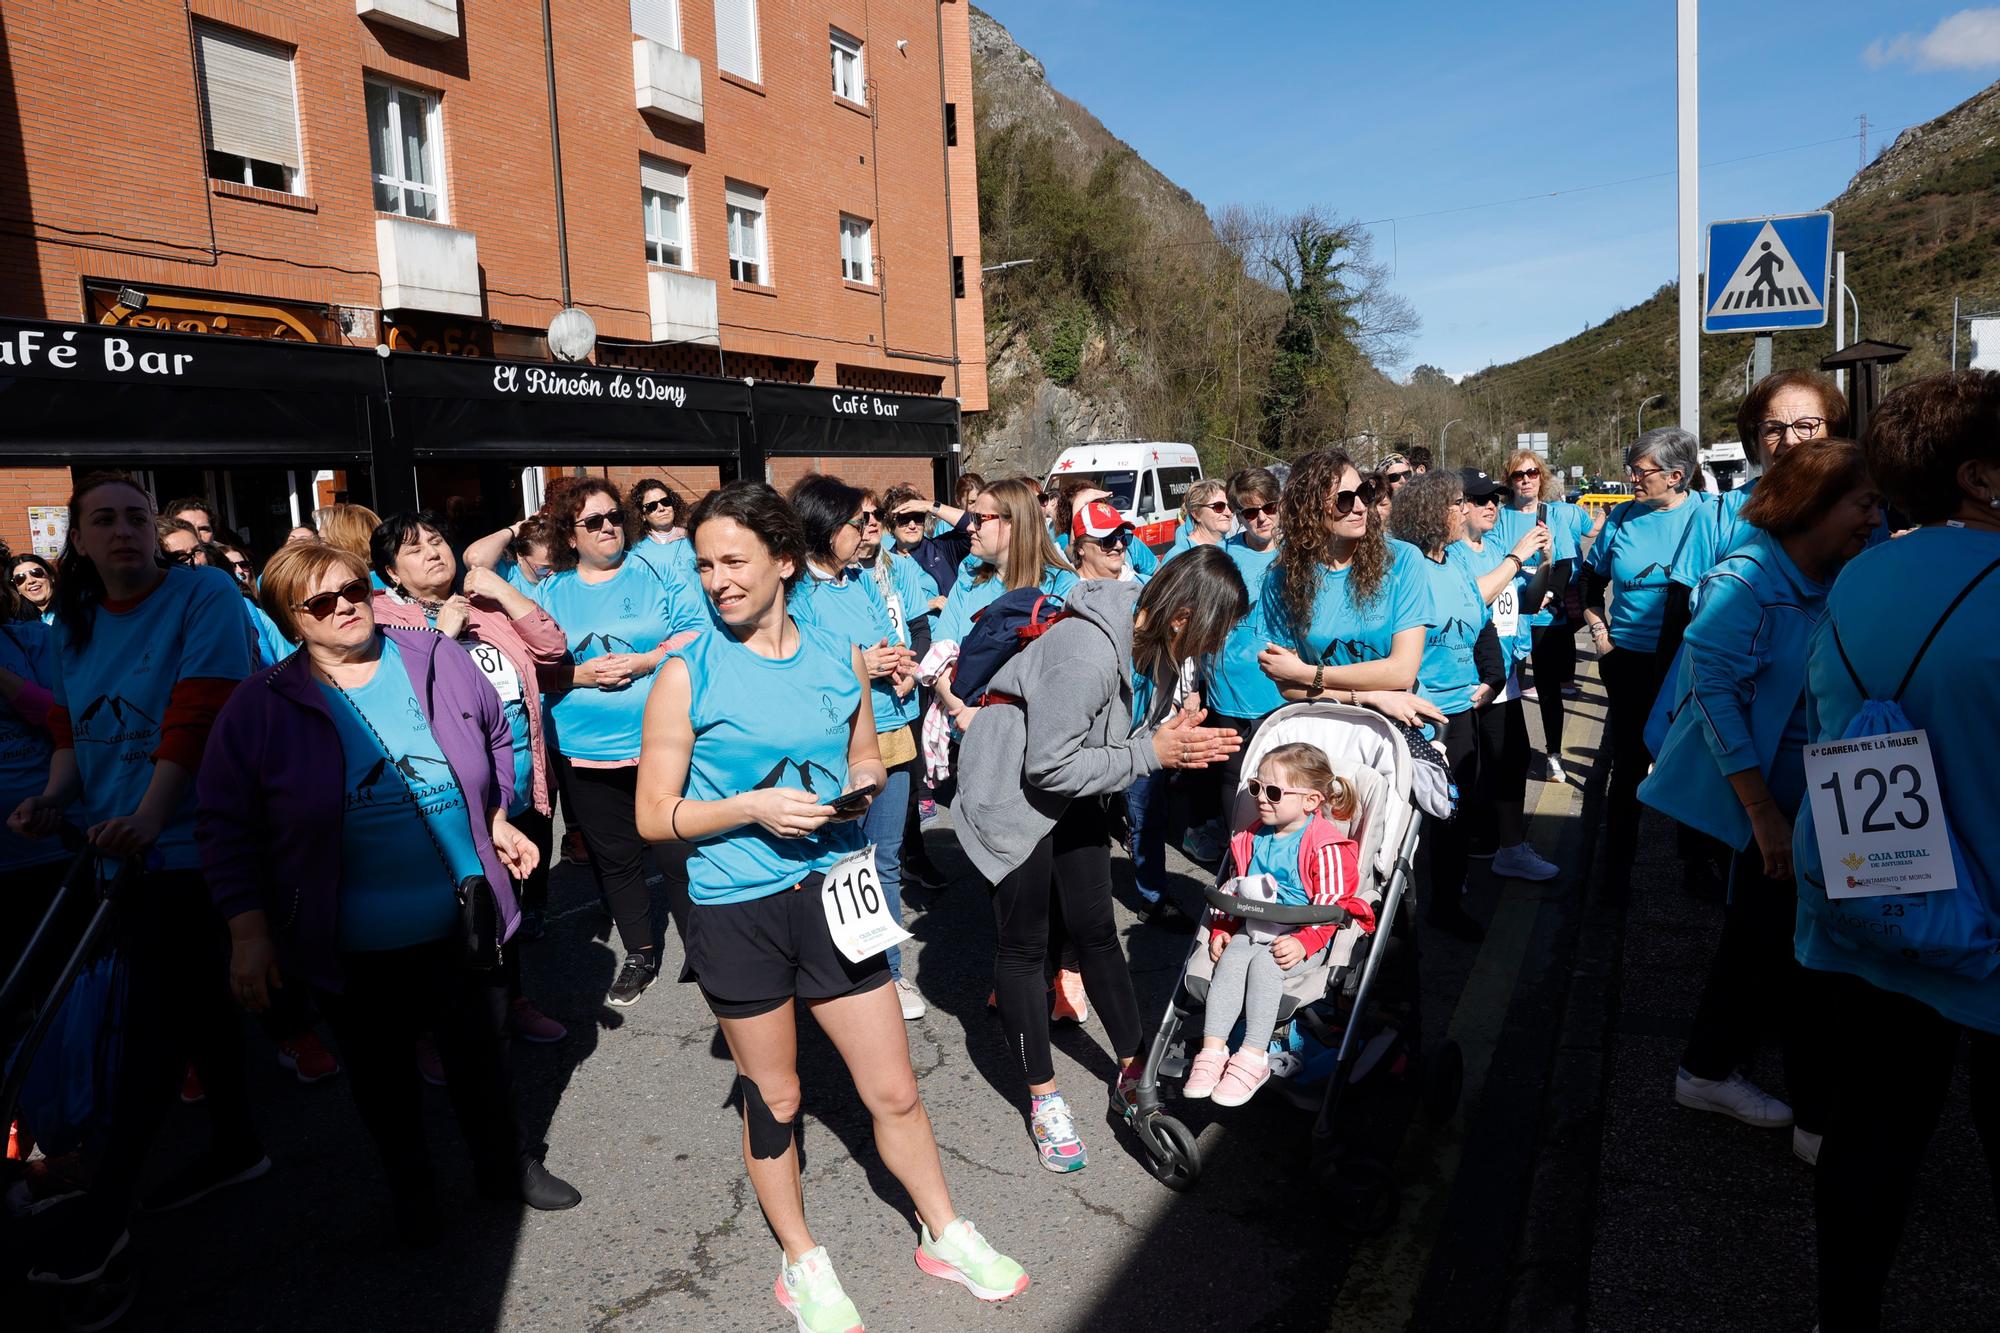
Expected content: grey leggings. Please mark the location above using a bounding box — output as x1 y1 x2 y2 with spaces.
1203 932 1289 1048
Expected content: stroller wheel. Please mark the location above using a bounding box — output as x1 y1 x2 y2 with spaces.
1137 1113 1202 1192
1423 1039 1464 1123
1323 1154 1398 1236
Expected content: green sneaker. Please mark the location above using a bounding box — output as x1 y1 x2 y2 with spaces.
915 1216 1030 1302
774 1246 864 1333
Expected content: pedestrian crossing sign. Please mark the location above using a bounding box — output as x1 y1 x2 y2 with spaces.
1703 211 1834 334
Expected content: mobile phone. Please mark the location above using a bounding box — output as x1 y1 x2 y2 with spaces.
823 783 878 813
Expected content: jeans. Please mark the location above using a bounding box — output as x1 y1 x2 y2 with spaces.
1126 770 1182 904
859 761 912 979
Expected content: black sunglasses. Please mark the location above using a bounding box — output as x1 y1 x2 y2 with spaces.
640 498 674 515
1335 482 1379 515
574 511 620 534
892 509 928 525
1383 469 1411 486
1469 494 1502 507
1508 468 1541 481
166 549 197 566
11 570 39 585
1083 531 1132 552
1036 491 1056 505
1192 500 1231 515
293 579 371 620
1237 501 1280 519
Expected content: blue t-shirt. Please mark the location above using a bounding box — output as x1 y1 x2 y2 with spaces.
676 619 867 905
495 556 542 598
1246 822 1310 906
1204 535 1285 721
1794 526 2000 1034
791 566 919 736
1411 549 1485 716
532 555 709 763
1581 495 1718 652
629 534 699 586
1262 539 1433 667
53 566 252 870
863 552 939 646
0 621 66 871
318 637 482 952
244 599 292 669
1129 538 1159 577
932 559 1077 647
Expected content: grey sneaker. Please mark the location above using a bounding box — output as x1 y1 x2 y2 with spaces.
607 953 657 1008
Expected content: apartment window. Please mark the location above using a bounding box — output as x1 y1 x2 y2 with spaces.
641 159 689 267
366 79 443 221
726 182 767 284
839 215 873 285
952 256 966 299
631 0 680 47
714 0 760 81
830 28 864 103
944 102 958 147
194 23 302 193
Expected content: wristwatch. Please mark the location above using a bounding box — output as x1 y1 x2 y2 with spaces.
1310 664 1326 695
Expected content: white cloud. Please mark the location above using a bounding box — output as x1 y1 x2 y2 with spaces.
1866 8 2000 70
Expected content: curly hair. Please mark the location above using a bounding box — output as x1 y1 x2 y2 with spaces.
626 477 684 532
545 478 627 572
1389 470 1463 556
1272 449 1389 645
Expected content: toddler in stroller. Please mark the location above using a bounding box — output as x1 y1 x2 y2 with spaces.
1182 743 1363 1106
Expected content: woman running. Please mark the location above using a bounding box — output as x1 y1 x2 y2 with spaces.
636 481 1027 1332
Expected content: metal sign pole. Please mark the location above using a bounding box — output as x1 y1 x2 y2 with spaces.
1835 252 1849 395
1677 0 1701 439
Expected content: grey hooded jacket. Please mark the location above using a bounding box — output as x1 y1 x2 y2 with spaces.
952 579 1163 883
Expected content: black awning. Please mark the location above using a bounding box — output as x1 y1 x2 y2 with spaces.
750 382 959 457
383 351 751 461
0 316 378 464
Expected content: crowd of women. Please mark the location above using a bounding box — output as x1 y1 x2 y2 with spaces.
4 366 1997 1332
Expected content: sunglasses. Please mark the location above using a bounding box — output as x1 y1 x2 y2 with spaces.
574 511 620 534
11 570 41 585
1036 491 1056 506
1382 470 1411 486
1469 494 1502 507
970 511 1008 528
842 511 872 531
1082 531 1132 552
859 508 880 523
1334 482 1379 515
1236 502 1281 520
1244 778 1318 803
1192 500 1231 515
892 509 928 526
293 579 371 620
166 550 197 566
640 498 674 515
1508 468 1541 481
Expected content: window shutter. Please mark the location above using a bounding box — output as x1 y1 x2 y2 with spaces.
196 24 300 170
631 0 679 48
713 0 759 80
641 157 687 199
724 181 763 215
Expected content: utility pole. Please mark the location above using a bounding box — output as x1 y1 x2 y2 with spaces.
1676 0 1701 439
1857 113 1869 171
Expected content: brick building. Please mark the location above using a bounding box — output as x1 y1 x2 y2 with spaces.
0 0 985 554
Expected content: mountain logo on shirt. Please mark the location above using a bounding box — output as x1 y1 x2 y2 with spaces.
1319 637 1376 663
573 632 637 656
359 752 452 792
755 757 842 797
72 694 159 746
1431 617 1478 641
1627 561 1671 587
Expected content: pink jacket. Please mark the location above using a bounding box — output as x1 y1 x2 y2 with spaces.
370 591 567 814
1212 814 1369 959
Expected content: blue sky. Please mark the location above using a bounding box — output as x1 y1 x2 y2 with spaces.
979 1 2000 379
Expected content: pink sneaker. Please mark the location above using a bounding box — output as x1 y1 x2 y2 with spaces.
277 1032 339 1084
508 997 568 1044
1211 1048 1271 1107
1050 969 1089 1025
1181 1049 1228 1100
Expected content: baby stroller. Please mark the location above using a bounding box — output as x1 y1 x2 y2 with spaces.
1122 701 1461 1219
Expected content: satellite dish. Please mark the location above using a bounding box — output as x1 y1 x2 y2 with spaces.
548 307 597 363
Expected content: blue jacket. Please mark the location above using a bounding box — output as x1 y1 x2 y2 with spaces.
1638 530 1825 851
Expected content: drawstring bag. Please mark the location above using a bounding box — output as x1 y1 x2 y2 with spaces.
1799 556 2000 979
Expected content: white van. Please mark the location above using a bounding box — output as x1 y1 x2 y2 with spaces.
1044 440 1205 550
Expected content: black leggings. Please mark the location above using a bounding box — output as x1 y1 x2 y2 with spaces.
316 937 524 1204
1599 645 1670 873
1815 970 2000 1331
1529 621 1577 756
1471 697 1531 850
562 762 673 956
987 799 1143 1088
1682 846 1838 1132
1427 710 1478 902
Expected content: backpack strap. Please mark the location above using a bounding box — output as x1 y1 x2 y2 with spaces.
1830 554 2000 701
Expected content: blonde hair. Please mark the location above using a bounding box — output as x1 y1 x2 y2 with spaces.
971 476 1071 589
258 543 370 644
312 503 383 563
1503 449 1551 502
1261 742 1357 821
1182 478 1227 523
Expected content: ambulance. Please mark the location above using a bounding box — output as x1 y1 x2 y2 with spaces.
1044 440 1205 550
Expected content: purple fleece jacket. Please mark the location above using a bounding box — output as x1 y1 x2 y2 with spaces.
196 626 521 993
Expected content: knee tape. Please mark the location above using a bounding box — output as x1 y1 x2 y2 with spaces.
738 1076 794 1160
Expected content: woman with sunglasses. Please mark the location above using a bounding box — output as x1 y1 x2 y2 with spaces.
787 475 928 1020
12 553 58 625
1452 468 1561 887
0 539 71 1045
533 479 710 1008
199 541 579 1246
1050 480 1159 582
931 478 1076 729
371 511 570 1043
1164 478 1236 559
628 479 687 547
8 472 267 1282
1498 450 1596 784
1198 467 1288 804
1580 427 1720 893
1068 501 1144 583
881 484 974 613
635 482 1028 1329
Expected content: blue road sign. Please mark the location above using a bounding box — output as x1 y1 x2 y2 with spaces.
1703 211 1834 334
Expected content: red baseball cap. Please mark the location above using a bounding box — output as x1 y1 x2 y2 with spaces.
1072 500 1134 541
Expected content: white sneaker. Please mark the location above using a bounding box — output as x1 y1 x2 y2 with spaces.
1674 1068 1794 1128
895 978 926 1020
1492 842 1560 882
1793 1127 1823 1166
1544 756 1569 784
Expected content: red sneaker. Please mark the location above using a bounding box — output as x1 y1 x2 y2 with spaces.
179 1065 205 1104
277 1032 339 1084
507 997 568 1044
